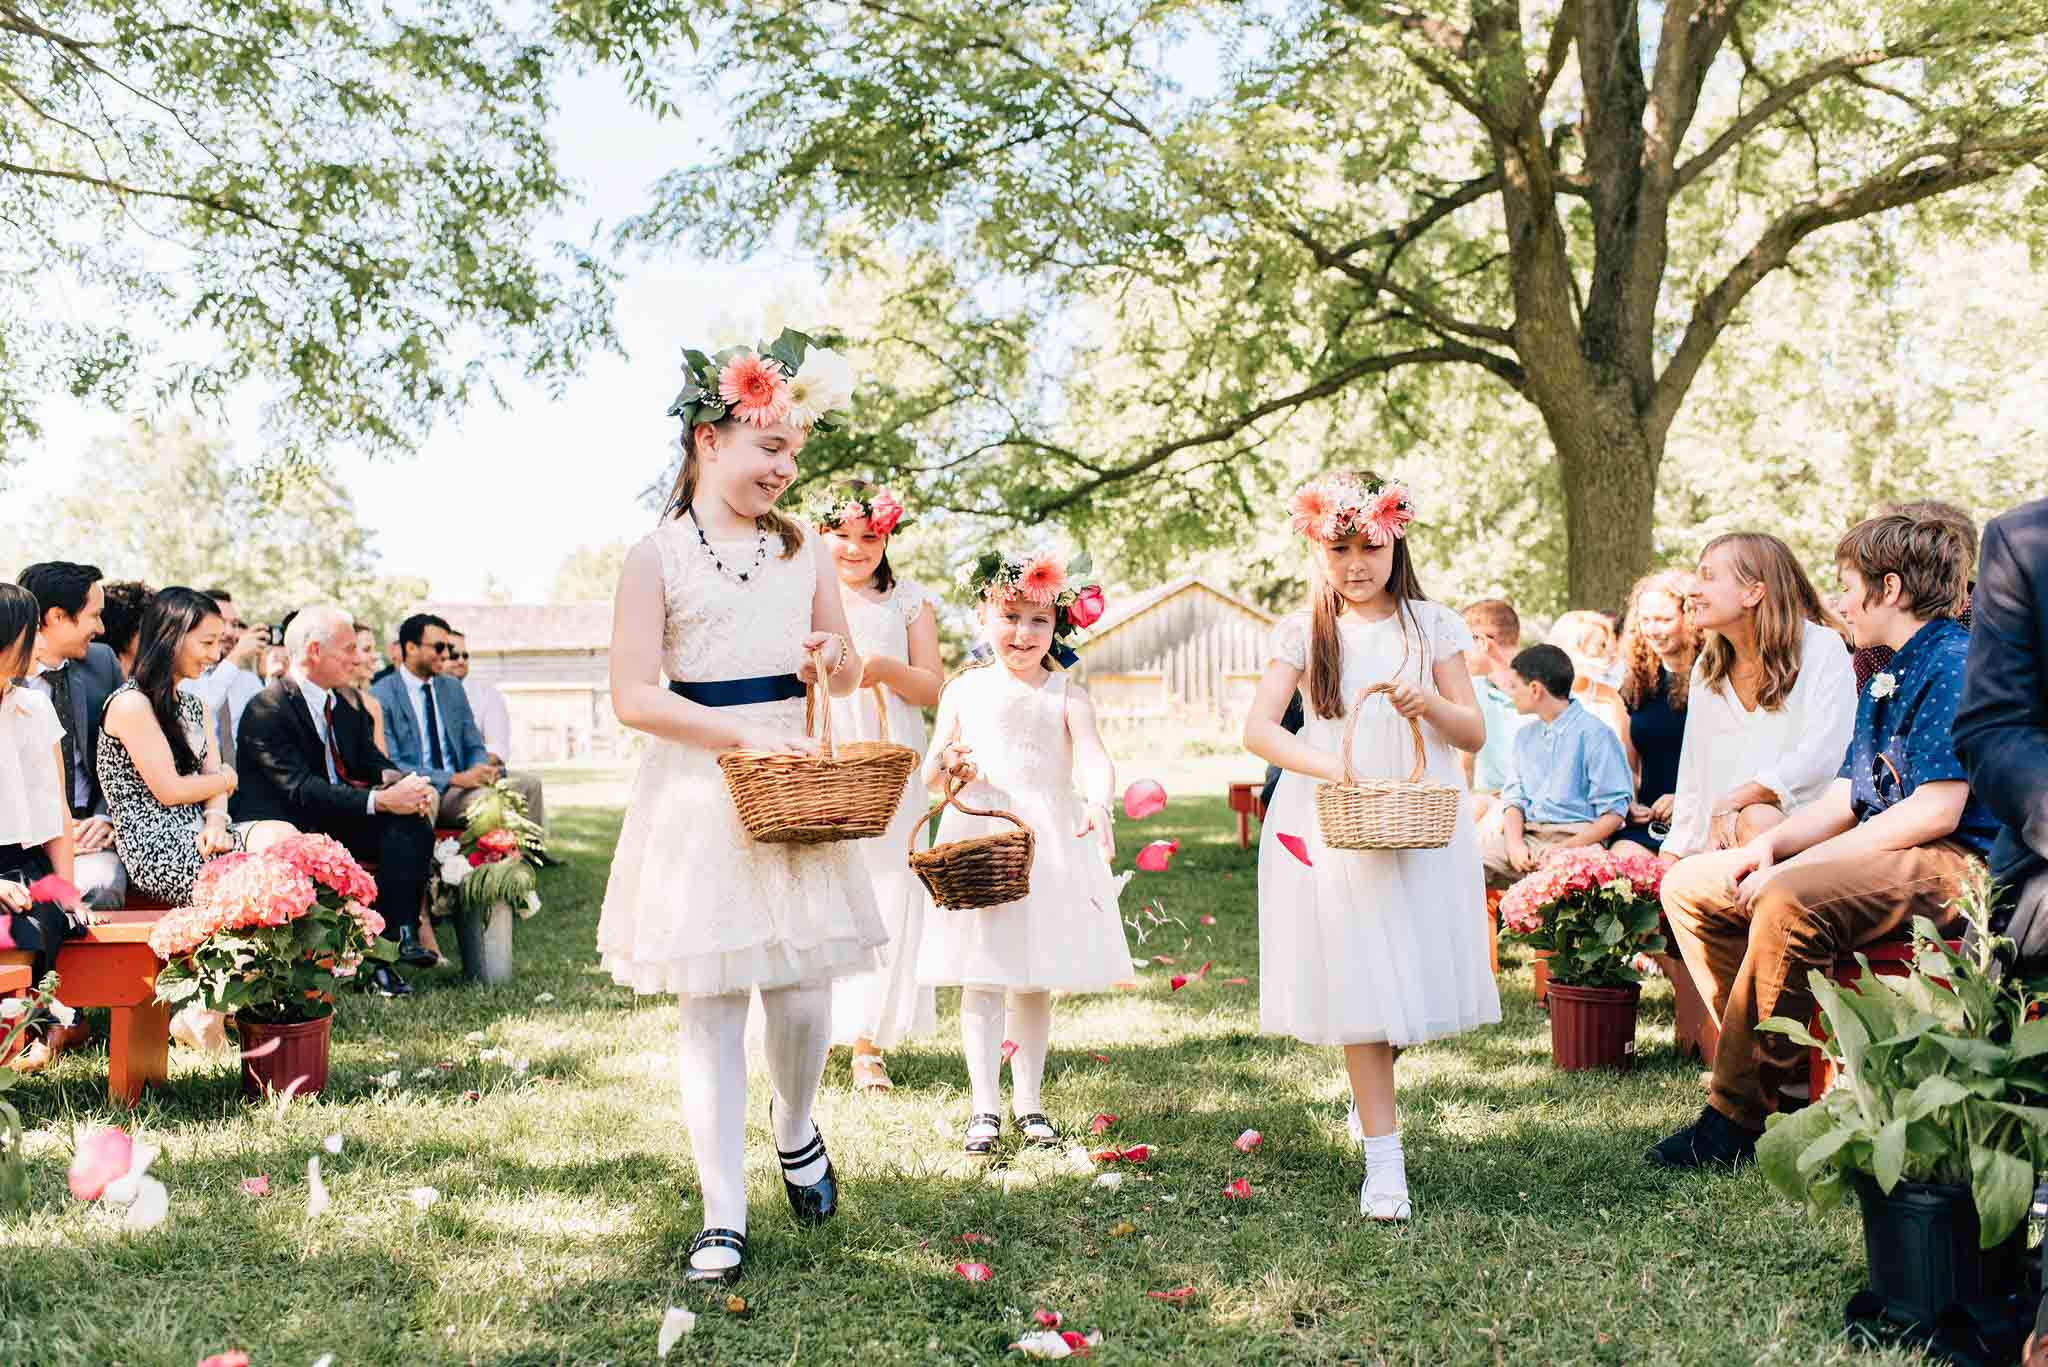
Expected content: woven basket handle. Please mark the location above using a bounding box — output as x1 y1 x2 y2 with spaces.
1339 683 1428 786
908 777 1029 857
805 645 837 759
870 684 891 744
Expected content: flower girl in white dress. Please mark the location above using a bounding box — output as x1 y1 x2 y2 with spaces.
599 331 887 1285
812 481 943 1091
919 551 1131 1154
1244 472 1499 1222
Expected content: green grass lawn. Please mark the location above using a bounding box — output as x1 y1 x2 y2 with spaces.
0 793 1935 1364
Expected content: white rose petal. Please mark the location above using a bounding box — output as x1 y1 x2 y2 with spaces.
323 1133 344 1156
510 1057 530 1075
1009 1330 1075 1359
103 1143 159 1204
406 1186 439 1211
0 998 28 1021
313 1355 337 1367
123 1176 169 1232
375 1069 402 1088
478 1047 504 1064
414 1068 437 1080
658 1305 697 1357
1093 1172 1123 1190
464 1031 487 1044
533 992 556 1004
306 1157 330 1220
49 1001 77 1028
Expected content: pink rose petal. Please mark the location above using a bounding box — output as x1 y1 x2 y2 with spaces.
954 1261 993 1282
1122 780 1168 821
1277 833 1313 866
1089 1114 1118 1135
1035 1309 1064 1328
1147 1286 1197 1303
68 1128 134 1202
197 1354 251 1367
237 1175 271 1198
1060 1330 1094 1356
1196 960 1213 978
1089 1053 1111 1063
1134 839 1179 873
1001 1039 1019 1063
958 1231 995 1246
1234 1129 1262 1153
1199 915 1216 926
1222 977 1249 986
1151 955 1176 965
1169 975 1189 991
1223 1178 1253 1199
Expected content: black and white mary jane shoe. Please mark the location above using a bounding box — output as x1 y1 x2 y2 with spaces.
684 1227 748 1285
777 1125 839 1225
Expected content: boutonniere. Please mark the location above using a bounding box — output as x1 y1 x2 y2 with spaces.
1870 672 1898 700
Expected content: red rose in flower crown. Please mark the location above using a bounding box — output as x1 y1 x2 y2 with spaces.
1067 585 1107 629
810 478 911 536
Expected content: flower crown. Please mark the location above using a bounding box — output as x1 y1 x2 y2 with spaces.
666 327 856 434
1286 473 1417 545
966 551 1107 669
809 479 909 536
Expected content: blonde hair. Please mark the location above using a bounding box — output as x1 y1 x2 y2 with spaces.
660 420 805 559
1695 532 1845 712
1303 469 1428 721
1617 569 1697 712
1546 610 1616 666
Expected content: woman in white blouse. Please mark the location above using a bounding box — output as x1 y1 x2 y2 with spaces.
1662 532 1856 859
0 583 91 1072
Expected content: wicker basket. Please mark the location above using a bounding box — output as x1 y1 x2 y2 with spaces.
907 781 1036 909
1314 683 1461 850
718 675 918 844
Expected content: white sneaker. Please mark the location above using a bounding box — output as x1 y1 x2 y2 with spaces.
1360 1180 1413 1222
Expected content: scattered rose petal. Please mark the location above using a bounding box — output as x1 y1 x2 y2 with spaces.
68 1127 135 1201
658 1305 696 1357
312 1356 335 1367
1089 1114 1118 1135
1010 1330 1074 1359
434 1060 455 1072
1065 1330 1102 1355
379 1051 400 1061
376 1070 401 1088
1234 1129 1262 1153
1135 839 1180 873
958 1231 995 1246
1169 975 1189 991
954 1262 993 1282
1151 955 1176 965
1196 961 1213 978
1107 1220 1136 1238
1277 833 1313 867
1113 981 1139 991
464 1090 481 1102
1122 780 1167 821
1147 1286 1197 1303
407 1186 439 1211
306 1157 330 1220
196 1353 250 1367
1093 1172 1123 1190
1122 1144 1151 1163
414 1068 437 1080
463 1031 487 1044
237 1175 271 1198
322 1133 344 1155
1089 1053 1110 1063
1199 915 1216 926
1035 1309 1064 1328
534 991 556 1003
102 1142 159 1205
1001 1040 1019 1063
1223 1178 1253 1199
1222 977 1249 986
125 1177 170 1231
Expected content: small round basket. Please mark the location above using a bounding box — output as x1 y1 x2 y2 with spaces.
907 781 1036 910
718 677 919 844
1314 683 1461 850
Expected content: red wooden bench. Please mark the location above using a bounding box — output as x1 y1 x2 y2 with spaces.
1226 782 1267 849
1806 938 1960 1099
0 910 168 1105
0 963 30 997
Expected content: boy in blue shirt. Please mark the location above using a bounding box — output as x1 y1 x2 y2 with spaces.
1478 643 1634 886
1462 598 1530 815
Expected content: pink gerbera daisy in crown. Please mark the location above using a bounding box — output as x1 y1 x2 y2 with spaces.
718 353 794 428
1015 551 1069 605
1287 473 1419 546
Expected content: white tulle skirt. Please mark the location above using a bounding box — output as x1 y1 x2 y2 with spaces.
830 774 938 1047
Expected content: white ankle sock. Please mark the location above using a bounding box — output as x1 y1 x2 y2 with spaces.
761 981 833 1186
675 991 750 1268
1006 990 1053 1120
960 987 1007 1119
1361 1128 1410 1218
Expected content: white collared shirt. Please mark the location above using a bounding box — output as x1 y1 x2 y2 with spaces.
0 683 67 848
183 660 265 734
291 669 379 816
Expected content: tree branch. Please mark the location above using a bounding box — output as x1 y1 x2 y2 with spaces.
1676 46 1916 192
1328 174 1501 258
0 160 290 232
1649 132 2048 443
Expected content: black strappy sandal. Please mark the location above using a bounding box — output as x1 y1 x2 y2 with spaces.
777 1125 839 1226
1015 1113 1059 1148
684 1227 747 1285
963 1112 1002 1156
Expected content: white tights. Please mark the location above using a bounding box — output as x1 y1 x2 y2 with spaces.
674 981 833 1269
959 987 1053 1119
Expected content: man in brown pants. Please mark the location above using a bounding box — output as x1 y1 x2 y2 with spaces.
1647 511 2002 1170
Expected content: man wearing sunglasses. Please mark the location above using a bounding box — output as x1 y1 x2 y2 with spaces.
1650 510 1998 1172
443 629 546 839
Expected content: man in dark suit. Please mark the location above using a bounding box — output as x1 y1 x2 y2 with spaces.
1955 495 2048 961
233 604 439 997
17 562 127 909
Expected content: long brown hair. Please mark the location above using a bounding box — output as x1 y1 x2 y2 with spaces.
1305 469 1429 721
1618 569 1697 712
660 420 805 558
1694 532 1845 712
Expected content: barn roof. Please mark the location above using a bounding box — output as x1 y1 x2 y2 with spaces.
414 602 611 653
1078 576 1276 650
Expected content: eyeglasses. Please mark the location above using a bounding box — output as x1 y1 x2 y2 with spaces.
423 641 449 654
446 651 468 662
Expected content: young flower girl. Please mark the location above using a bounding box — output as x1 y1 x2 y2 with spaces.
598 331 886 1285
812 480 943 1091
918 552 1129 1153
1244 472 1500 1221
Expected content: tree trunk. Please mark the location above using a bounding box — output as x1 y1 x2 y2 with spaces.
1530 369 1660 611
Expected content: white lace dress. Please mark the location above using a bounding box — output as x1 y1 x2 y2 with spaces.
827 578 940 1047
916 668 1133 992
1258 604 1502 1045
596 519 887 997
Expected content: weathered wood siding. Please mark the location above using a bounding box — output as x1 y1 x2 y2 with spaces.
466 650 621 762
1075 584 1273 724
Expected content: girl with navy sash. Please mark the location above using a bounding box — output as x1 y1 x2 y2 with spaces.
598 331 887 1286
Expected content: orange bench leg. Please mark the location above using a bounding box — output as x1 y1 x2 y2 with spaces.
107 1001 171 1106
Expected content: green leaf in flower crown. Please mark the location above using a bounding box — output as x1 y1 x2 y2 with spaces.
1066 552 1093 578
766 328 811 372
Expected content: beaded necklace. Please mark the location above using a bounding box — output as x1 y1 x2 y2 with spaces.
688 508 770 584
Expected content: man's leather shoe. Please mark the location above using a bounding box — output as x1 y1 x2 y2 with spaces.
394 926 440 969
363 964 413 998
1645 1104 1760 1170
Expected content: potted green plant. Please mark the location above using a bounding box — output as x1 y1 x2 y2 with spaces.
1757 876 2048 1327
431 780 545 985
1498 847 1668 1070
149 835 393 1099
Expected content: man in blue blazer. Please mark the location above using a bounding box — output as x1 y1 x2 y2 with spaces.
371 613 501 823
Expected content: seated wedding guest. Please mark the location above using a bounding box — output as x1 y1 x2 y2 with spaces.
1954 495 2048 960
99 588 298 905
0 582 93 1073
1460 598 1528 814
17 562 126 910
1854 499 1978 693
233 605 438 997
99 580 153 680
1611 570 1698 862
443 629 545 832
371 614 520 826
261 645 289 684
183 586 266 769
1478 644 1633 884
1550 609 1624 689
343 622 390 757
1661 532 1854 859
1651 511 1994 1169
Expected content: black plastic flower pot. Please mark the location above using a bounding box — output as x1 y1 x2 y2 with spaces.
1851 1174 2027 1327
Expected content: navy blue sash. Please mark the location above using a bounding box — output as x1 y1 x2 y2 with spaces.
669 674 805 708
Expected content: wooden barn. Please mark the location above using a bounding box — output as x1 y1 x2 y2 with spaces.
417 602 622 764
1072 576 1277 726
